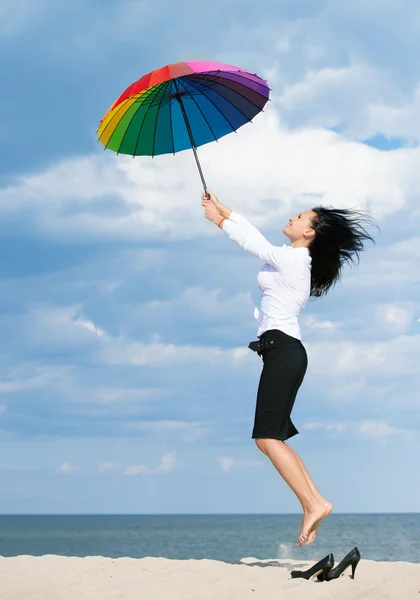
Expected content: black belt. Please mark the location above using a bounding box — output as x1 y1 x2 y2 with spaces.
248 329 300 356
248 335 275 356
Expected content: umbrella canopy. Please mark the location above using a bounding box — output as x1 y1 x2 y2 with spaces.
97 60 270 190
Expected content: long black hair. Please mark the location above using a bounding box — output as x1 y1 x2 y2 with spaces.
308 206 379 298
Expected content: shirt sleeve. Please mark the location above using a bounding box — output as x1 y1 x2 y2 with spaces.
228 211 269 244
221 211 295 270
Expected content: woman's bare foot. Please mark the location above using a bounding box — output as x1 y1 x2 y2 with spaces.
297 502 331 547
305 501 333 545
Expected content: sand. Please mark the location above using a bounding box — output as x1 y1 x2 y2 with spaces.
0 555 419 600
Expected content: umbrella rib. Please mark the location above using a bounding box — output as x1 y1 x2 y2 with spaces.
115 87 154 155
187 73 269 115
196 71 271 104
132 85 167 156
169 83 175 154
177 78 219 143
118 84 163 156
98 99 135 150
181 78 239 136
151 81 170 158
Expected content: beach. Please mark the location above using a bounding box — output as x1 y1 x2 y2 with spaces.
1 555 419 600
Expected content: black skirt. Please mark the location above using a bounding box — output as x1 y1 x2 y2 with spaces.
248 328 308 441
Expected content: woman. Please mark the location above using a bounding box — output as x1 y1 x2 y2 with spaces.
202 189 378 547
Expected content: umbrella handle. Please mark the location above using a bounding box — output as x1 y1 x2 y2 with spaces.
175 87 210 200
191 144 210 200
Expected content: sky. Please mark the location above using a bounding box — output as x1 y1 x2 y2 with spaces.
0 0 419 515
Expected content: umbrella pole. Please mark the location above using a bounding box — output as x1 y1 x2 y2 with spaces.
175 93 210 199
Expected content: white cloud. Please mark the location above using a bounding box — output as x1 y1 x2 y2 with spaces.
98 462 116 473
272 61 420 141
28 298 406 377
307 334 420 378
304 315 343 330
218 457 235 473
303 421 347 433
158 452 176 473
328 377 394 404
276 63 392 136
127 421 207 443
82 388 166 407
24 305 108 347
0 366 70 395
357 420 411 439
217 457 264 473
59 386 167 419
303 420 411 439
2 108 420 245
366 85 420 141
2 300 256 384
141 287 253 319
125 465 148 476
231 347 250 360
0 359 167 419
377 303 415 333
254 1 420 140
125 452 176 476
72 313 106 338
99 334 251 368
345 236 420 289
59 462 75 474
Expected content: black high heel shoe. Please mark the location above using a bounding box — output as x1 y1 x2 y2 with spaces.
291 553 334 580
317 547 361 581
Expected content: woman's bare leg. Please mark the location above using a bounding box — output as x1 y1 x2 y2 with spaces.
287 444 333 544
255 438 330 546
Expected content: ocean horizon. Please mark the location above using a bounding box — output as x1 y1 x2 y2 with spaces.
1 513 419 564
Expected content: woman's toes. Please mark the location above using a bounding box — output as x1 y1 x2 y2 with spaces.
306 531 316 545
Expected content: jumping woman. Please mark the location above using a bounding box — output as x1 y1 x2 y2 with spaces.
202 189 378 547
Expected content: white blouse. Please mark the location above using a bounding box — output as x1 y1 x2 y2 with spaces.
221 211 312 340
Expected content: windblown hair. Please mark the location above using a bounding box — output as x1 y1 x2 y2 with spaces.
308 206 379 298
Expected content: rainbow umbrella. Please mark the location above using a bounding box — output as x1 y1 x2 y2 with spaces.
97 60 270 194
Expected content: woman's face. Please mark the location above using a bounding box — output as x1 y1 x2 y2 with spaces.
283 210 317 243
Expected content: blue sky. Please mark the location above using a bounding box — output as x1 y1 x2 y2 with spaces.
0 0 419 515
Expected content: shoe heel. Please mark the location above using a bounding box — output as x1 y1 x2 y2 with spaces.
291 553 334 581
351 559 360 579
317 566 331 581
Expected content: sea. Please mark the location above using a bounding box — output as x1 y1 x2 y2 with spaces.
0 514 419 564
